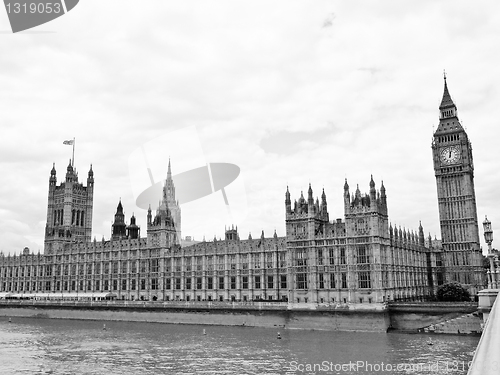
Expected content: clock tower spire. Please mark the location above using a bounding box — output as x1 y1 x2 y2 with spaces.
432 76 485 294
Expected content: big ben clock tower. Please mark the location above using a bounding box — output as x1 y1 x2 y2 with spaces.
432 75 485 294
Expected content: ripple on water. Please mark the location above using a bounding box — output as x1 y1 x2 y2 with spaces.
0 319 479 375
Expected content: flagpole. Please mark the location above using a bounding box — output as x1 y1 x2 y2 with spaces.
72 137 75 167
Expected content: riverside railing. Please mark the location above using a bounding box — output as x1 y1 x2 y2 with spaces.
467 295 500 375
0 299 388 311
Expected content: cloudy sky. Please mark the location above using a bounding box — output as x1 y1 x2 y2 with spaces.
1 0 499 255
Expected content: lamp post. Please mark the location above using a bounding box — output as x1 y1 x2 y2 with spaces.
483 216 497 289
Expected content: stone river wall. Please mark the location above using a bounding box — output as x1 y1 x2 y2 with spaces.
0 301 479 333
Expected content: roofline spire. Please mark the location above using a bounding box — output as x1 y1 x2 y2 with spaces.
439 71 455 110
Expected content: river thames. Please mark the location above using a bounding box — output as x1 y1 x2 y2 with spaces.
0 317 478 374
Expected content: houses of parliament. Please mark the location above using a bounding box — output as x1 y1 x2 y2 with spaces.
0 79 486 304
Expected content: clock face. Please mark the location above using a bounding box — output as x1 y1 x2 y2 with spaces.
440 146 461 165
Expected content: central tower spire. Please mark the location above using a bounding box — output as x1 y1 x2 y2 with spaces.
167 157 172 179
149 159 181 245
163 157 175 202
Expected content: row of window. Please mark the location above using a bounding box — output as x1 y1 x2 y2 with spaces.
295 247 354 266
295 272 372 289
52 209 85 227
2 275 288 293
437 132 459 143
294 246 427 267
2 270 434 293
1 254 292 278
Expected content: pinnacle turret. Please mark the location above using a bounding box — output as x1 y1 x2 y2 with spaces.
49 163 57 185
285 186 292 214
307 183 314 205
369 175 376 201
369 175 375 189
112 199 127 239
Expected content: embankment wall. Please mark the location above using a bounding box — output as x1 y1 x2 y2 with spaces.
388 302 478 331
0 302 478 333
0 303 389 332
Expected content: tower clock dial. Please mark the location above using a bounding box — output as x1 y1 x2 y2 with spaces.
440 146 460 165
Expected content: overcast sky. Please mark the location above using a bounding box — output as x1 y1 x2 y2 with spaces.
1 0 499 255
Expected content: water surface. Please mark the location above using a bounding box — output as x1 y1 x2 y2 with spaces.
0 317 479 374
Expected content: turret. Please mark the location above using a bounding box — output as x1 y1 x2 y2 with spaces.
225 224 239 241
285 186 291 214
369 175 376 197
355 184 361 200
126 213 140 239
320 188 328 219
380 180 386 208
111 200 127 239
147 204 152 225
65 159 75 183
307 184 314 206
418 221 425 246
369 175 376 209
87 164 94 186
50 163 57 186
344 179 350 212
298 191 306 214
306 184 315 216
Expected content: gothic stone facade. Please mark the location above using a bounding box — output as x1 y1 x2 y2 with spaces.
284 179 442 304
0 165 442 304
0 79 484 303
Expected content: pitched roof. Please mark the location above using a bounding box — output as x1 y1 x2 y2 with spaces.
439 78 455 109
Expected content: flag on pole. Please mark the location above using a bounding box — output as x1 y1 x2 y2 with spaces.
63 140 74 145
